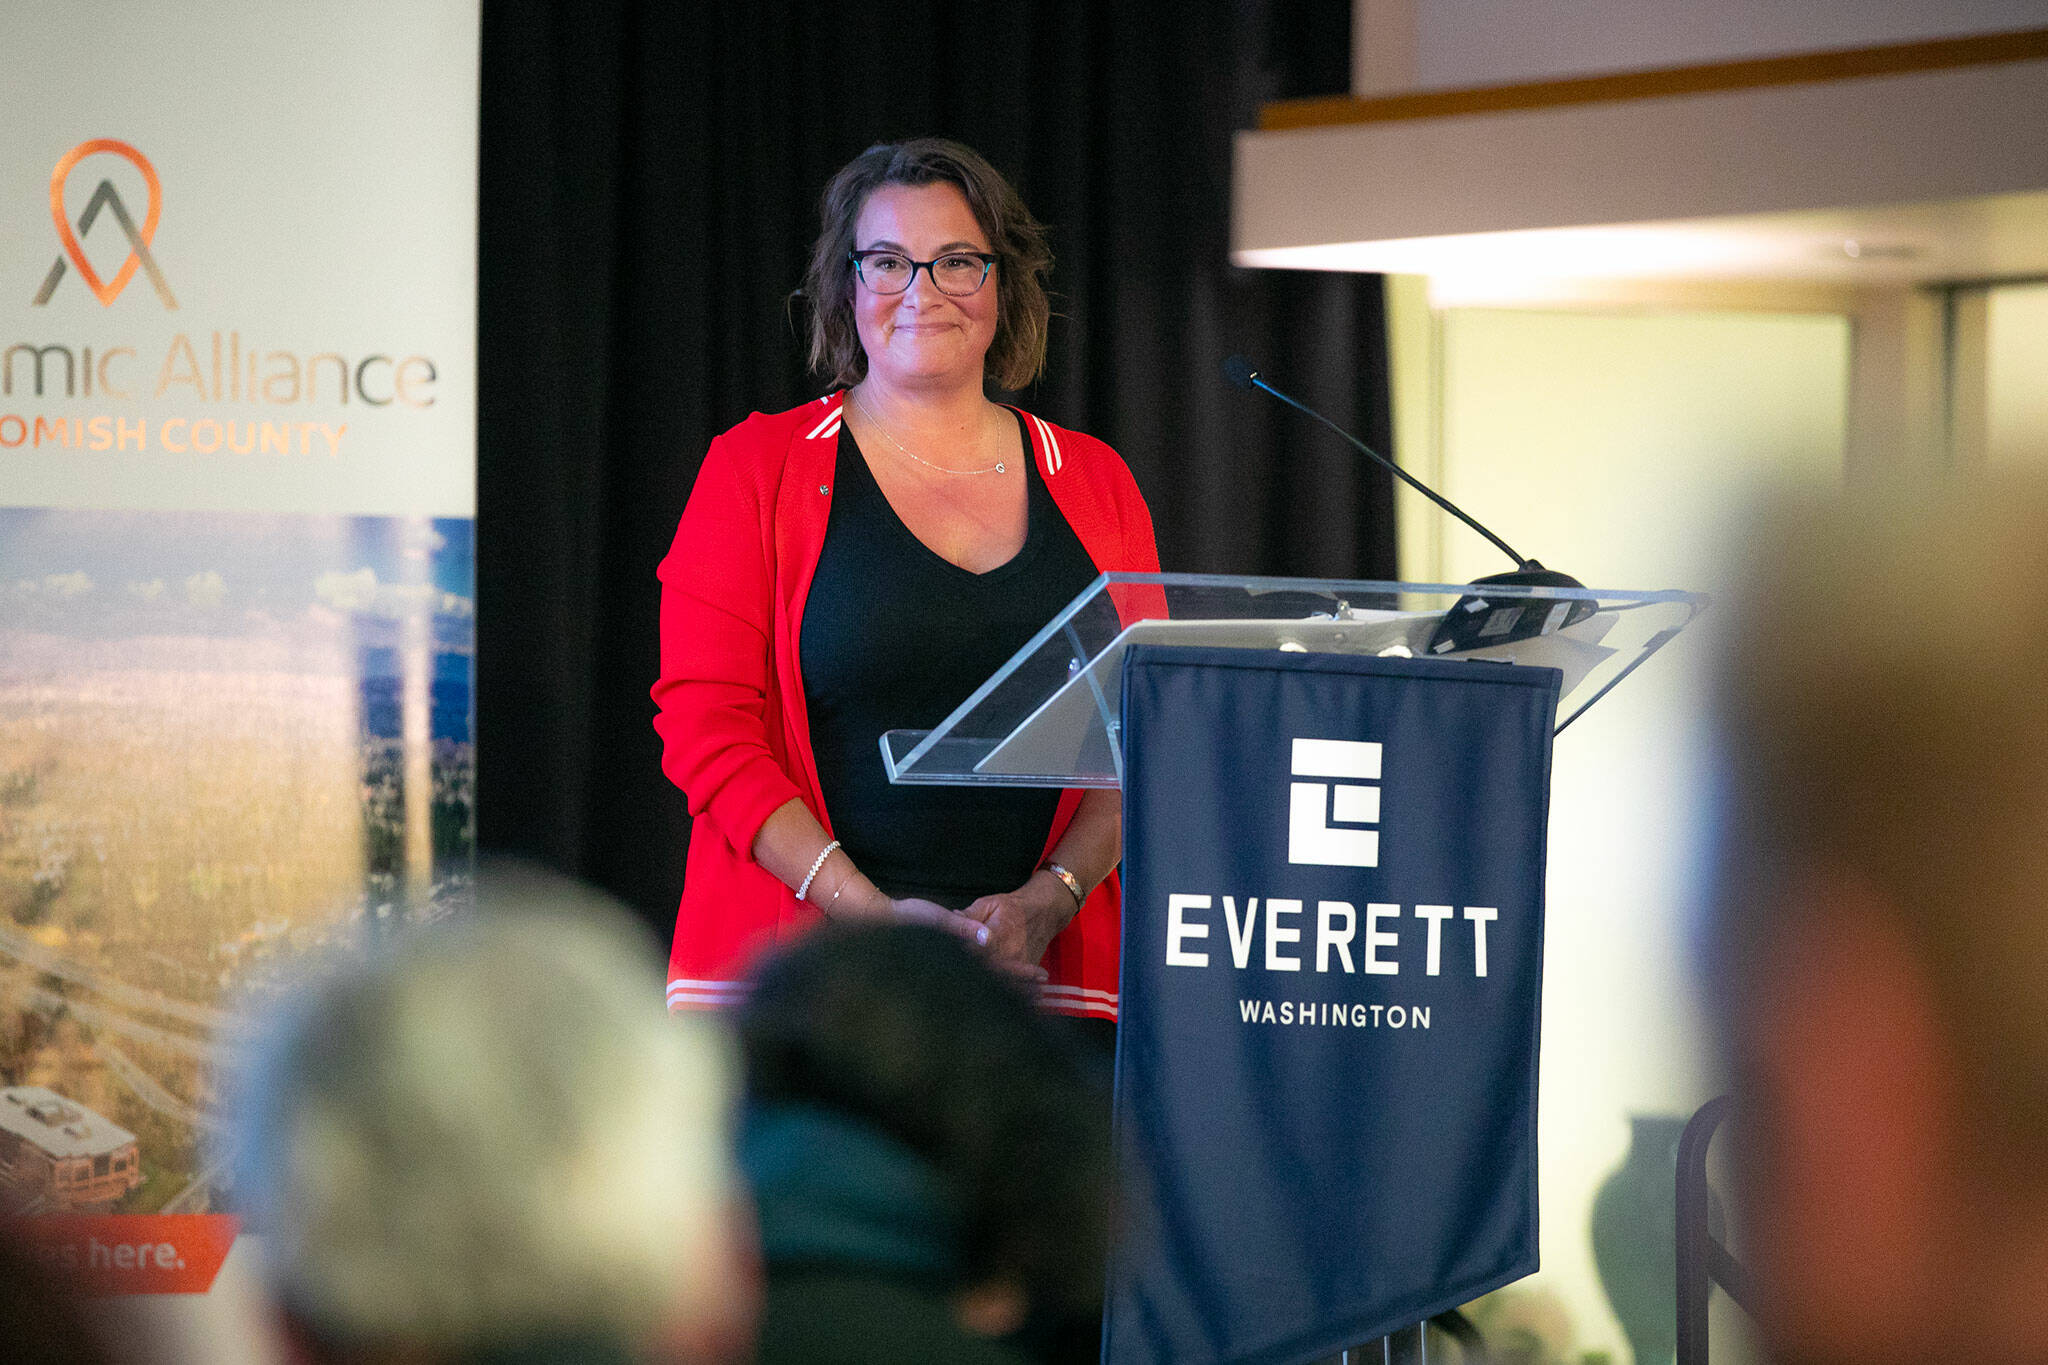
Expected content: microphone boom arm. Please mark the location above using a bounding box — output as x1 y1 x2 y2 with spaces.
1244 370 1531 571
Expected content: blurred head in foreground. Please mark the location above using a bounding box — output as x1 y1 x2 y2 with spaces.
736 924 1109 1360
1712 476 2048 1363
230 909 751 1364
0 1235 119 1365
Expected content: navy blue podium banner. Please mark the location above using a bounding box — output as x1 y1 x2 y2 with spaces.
1104 645 1560 1365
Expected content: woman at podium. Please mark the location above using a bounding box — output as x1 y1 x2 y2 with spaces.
654 138 1158 1024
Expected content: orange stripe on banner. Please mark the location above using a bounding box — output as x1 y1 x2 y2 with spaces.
10 1214 240 1295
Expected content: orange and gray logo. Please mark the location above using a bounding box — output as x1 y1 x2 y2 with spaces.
33 140 177 309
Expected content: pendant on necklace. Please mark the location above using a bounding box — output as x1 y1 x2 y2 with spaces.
995 461 1006 474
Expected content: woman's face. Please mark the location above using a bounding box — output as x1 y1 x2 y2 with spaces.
849 181 999 392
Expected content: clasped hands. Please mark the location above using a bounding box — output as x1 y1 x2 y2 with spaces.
848 872 1077 985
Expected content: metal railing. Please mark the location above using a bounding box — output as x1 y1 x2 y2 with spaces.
1676 1096 1755 1365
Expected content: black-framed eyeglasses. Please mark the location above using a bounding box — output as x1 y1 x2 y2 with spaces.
849 249 998 296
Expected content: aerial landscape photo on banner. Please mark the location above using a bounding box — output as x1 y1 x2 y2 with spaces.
0 508 474 1219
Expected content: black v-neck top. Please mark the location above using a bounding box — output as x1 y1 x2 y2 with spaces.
799 412 1098 909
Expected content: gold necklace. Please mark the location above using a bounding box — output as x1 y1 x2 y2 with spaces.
850 392 1008 475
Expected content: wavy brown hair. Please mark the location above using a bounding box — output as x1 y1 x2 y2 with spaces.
801 138 1052 393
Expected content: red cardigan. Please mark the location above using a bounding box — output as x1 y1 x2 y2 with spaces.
654 393 1160 1019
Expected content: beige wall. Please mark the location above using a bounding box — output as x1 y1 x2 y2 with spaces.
1349 8 2041 1356
1987 282 2048 469
1383 269 2040 1355
1396 294 1851 1360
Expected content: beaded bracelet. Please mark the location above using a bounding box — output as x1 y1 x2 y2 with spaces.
796 839 840 902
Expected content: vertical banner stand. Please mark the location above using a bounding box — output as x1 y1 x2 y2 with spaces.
1111 645 1556 1363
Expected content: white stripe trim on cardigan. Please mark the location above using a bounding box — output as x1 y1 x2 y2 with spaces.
1026 412 1064 476
667 977 747 1010
1040 984 1119 1006
1043 996 1118 1019
802 401 845 441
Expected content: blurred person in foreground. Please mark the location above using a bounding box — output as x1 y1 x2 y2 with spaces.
735 923 1111 1364
227 908 753 1365
1711 476 2048 1363
0 1235 122 1365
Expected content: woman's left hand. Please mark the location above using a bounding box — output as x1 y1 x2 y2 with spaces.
962 870 1078 981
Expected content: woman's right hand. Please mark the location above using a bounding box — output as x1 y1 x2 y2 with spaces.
878 895 990 947
848 893 1046 983
903 898 1046 984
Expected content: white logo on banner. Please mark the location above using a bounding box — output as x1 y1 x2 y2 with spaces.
1287 737 1381 867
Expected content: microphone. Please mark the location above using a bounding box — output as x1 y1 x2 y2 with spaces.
1221 354 1592 654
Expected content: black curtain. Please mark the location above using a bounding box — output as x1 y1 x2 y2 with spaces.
477 0 1395 932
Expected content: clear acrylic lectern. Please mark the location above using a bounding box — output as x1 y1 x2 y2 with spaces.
881 572 1705 788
